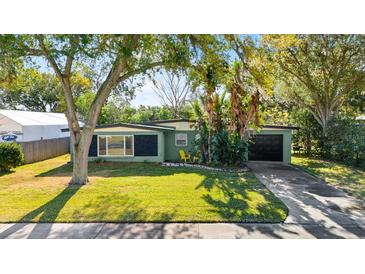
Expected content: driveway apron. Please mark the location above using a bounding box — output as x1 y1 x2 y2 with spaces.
246 161 365 238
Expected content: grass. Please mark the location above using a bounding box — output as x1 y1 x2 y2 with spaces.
0 154 288 223
292 155 365 200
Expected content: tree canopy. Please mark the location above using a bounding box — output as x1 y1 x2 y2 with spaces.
263 34 365 132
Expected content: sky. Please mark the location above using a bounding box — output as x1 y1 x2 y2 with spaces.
129 80 162 107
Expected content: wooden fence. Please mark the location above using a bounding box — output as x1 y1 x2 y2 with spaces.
20 137 70 164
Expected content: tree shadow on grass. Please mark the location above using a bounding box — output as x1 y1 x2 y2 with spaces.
35 163 72 177
19 186 81 222
0 170 14 177
294 157 365 200
196 174 288 223
0 185 81 239
71 194 176 223
0 185 179 238
35 163 287 223
35 161 212 178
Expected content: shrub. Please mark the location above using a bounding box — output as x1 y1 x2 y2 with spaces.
94 157 106 164
193 128 248 167
0 142 25 172
211 130 248 166
324 119 365 166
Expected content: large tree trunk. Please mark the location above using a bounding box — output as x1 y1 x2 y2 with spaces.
70 129 94 185
71 144 89 185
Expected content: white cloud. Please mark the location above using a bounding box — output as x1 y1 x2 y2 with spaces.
130 80 162 107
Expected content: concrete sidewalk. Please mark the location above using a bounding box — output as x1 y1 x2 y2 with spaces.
1 222 364 239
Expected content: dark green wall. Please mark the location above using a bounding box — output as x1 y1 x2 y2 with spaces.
164 130 197 161
164 129 292 163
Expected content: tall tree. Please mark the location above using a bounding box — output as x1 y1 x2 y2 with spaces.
190 61 228 163
0 34 195 184
152 70 191 118
0 68 92 112
225 35 272 139
263 34 365 133
188 35 229 163
227 62 261 140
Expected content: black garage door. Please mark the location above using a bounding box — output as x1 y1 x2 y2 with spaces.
248 134 283 161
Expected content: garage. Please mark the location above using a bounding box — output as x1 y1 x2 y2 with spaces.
249 134 283 161
247 125 298 163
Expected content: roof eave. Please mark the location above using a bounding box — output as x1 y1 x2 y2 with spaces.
61 123 176 132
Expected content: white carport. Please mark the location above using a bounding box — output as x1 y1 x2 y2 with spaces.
0 109 70 142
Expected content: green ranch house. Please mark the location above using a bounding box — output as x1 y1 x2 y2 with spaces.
64 119 298 164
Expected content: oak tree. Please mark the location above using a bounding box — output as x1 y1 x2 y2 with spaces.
0 34 194 184
263 34 365 133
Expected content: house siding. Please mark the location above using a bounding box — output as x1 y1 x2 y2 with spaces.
70 125 292 164
164 129 292 163
164 130 197 161
70 131 165 163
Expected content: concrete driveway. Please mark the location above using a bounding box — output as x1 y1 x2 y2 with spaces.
0 162 364 239
244 161 365 238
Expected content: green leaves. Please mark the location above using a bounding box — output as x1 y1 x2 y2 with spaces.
325 118 365 165
264 34 365 131
0 142 24 172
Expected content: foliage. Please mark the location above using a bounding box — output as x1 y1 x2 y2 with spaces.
191 92 250 167
189 35 268 165
211 129 249 166
263 96 291 126
0 67 93 113
263 34 365 133
290 108 322 155
292 112 365 166
0 68 63 112
324 119 365 165
227 62 263 139
0 142 24 172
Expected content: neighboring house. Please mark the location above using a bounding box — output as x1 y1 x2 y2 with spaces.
65 119 298 164
0 109 71 142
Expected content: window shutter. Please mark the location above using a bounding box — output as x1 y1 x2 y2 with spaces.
134 135 158 156
88 135 98 157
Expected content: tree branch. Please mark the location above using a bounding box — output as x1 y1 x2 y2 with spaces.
117 61 164 82
36 35 64 81
64 35 79 77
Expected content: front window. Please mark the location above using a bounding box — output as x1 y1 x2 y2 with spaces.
125 136 133 156
98 135 134 156
98 136 107 156
108 136 125 156
175 133 187 146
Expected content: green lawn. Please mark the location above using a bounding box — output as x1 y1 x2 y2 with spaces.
292 155 365 200
0 154 287 223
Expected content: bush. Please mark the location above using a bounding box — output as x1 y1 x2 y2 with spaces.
0 142 25 172
211 130 248 166
94 157 106 164
324 119 365 166
193 128 248 167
